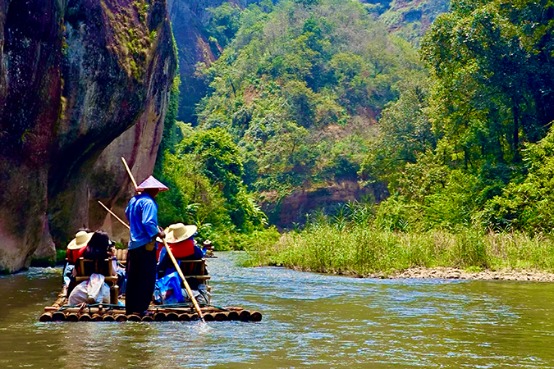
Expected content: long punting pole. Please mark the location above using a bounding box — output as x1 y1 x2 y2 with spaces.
98 201 130 229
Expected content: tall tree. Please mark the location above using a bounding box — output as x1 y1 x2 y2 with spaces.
421 0 554 171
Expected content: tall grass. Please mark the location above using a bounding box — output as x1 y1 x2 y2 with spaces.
245 208 554 276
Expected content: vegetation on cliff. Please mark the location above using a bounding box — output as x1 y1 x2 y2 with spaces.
157 0 554 275
196 0 422 199
155 77 268 248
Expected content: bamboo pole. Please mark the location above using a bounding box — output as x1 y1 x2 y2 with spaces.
98 201 130 230
39 312 52 322
121 157 138 190
166 312 179 321
250 311 263 322
78 314 92 322
141 314 154 322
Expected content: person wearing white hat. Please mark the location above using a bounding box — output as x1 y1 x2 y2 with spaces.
157 223 208 291
124 175 169 316
157 223 199 277
62 230 93 295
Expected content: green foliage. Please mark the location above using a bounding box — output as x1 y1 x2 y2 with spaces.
360 0 554 239
421 0 554 173
155 123 267 250
156 149 228 229
133 0 149 23
247 205 554 275
197 0 421 205
175 128 267 233
206 3 242 50
374 195 415 232
481 129 554 233
360 74 434 186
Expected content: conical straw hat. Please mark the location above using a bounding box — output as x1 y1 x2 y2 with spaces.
136 176 169 192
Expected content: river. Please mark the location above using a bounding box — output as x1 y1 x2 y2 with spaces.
1 252 554 368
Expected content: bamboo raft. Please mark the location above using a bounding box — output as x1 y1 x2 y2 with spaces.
40 290 263 322
41 251 262 323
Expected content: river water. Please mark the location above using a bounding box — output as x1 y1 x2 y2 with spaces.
1 252 554 368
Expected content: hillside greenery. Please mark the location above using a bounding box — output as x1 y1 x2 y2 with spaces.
157 0 554 274
197 0 424 199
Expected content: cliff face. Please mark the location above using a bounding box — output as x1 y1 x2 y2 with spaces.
262 180 388 229
0 0 177 272
362 0 450 45
167 0 259 124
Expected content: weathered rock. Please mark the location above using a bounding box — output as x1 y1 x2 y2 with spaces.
261 180 387 229
0 0 177 272
167 0 259 124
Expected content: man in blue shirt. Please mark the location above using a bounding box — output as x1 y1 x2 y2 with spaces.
124 175 168 316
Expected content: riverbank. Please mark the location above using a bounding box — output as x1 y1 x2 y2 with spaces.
388 267 554 282
285 265 554 282
246 226 554 281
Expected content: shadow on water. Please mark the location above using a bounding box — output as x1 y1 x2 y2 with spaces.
1 252 554 368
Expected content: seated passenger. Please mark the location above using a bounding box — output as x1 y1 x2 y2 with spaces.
62 229 93 294
84 230 126 295
82 230 111 261
202 239 215 258
157 223 206 289
67 230 124 305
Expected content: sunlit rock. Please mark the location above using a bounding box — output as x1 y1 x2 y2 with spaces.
0 0 177 272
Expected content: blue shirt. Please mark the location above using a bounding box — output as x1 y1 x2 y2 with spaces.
125 193 159 250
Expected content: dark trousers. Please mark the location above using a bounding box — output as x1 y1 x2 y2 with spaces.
125 242 157 314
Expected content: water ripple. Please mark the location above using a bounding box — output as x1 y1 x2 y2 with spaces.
1 252 554 368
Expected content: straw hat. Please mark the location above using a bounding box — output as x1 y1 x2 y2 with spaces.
165 223 197 243
67 231 93 250
136 176 169 192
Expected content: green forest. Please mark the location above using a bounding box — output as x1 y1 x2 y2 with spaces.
155 0 554 275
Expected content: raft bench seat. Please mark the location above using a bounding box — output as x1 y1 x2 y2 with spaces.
114 248 128 265
177 259 210 281
75 257 120 303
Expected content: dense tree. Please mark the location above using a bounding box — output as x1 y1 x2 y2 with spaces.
421 0 554 172
360 74 435 189
362 0 554 233
206 3 243 50
482 128 554 234
197 0 421 200
156 126 266 240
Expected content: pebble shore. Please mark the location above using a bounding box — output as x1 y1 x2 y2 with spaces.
387 267 554 282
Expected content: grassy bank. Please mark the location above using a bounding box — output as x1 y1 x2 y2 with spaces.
245 223 554 277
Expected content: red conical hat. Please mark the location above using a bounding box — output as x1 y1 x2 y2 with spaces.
136 176 169 191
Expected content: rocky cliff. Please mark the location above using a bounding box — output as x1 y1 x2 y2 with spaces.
167 0 260 124
0 0 177 272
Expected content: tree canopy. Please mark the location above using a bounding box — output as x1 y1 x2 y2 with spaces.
197 0 422 199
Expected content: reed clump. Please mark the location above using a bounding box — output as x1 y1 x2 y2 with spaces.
246 207 554 276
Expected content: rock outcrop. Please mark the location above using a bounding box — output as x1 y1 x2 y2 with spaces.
167 0 259 124
0 0 177 272
262 180 388 229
